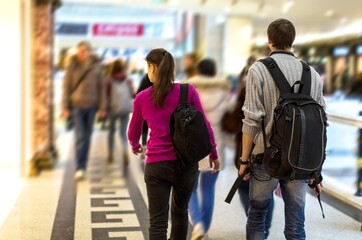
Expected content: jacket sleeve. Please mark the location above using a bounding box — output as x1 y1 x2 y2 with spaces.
189 84 218 160
98 69 107 111
127 95 143 151
242 67 266 138
62 65 72 111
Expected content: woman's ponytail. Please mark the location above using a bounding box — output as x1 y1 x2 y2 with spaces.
146 49 175 108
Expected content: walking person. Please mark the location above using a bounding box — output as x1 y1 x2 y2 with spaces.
182 58 230 239
128 48 220 240
62 41 106 180
106 59 133 165
238 19 325 240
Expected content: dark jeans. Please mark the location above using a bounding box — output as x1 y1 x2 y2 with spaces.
108 113 130 155
73 107 97 170
247 163 307 240
238 180 274 239
144 160 198 240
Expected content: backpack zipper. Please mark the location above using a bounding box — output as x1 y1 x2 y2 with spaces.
298 108 307 164
288 108 296 165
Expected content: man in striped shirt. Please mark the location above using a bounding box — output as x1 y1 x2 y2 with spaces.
238 19 325 240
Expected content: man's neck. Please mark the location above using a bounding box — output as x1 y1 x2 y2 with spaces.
270 47 291 52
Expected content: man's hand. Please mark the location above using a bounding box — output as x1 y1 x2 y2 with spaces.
132 147 143 155
308 178 323 195
62 110 70 119
98 110 107 119
209 158 220 173
239 162 251 180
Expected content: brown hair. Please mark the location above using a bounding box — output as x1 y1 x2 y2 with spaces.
109 59 126 76
77 41 92 51
267 18 296 50
146 48 175 108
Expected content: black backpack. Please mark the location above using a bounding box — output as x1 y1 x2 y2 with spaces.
170 84 212 164
259 58 327 184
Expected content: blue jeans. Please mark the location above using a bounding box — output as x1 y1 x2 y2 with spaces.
189 170 219 233
247 163 307 240
73 107 97 170
108 114 130 155
144 160 198 240
238 179 274 239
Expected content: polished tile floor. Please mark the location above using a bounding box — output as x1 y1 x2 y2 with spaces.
0 129 361 240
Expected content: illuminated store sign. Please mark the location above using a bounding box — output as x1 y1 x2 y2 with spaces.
55 23 88 35
92 24 144 37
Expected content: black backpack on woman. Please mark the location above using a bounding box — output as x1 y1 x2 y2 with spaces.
170 84 212 164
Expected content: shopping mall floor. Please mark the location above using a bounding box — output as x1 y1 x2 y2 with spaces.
0 127 361 240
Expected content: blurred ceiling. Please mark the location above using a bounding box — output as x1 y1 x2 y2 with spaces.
61 0 362 41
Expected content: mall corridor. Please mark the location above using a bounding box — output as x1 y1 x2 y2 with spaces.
0 128 360 240
1 0 362 239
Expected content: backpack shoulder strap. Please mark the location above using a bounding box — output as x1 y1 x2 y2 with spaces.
300 61 312 95
180 84 189 104
70 65 95 95
259 57 291 94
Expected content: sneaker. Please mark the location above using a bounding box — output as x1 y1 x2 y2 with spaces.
191 223 204 240
74 169 85 181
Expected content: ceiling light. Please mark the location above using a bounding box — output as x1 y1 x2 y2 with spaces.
340 17 348 24
169 0 178 5
152 0 165 3
281 1 294 14
224 6 231 13
216 15 226 25
325 10 334 17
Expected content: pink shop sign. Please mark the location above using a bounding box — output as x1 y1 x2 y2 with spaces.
92 24 144 37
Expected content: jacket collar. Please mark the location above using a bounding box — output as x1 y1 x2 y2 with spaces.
269 50 295 57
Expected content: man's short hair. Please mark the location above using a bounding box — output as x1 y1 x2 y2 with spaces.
197 58 216 77
77 41 92 51
267 18 296 50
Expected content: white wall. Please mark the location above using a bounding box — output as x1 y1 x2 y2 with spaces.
0 0 21 170
0 0 31 176
223 17 252 75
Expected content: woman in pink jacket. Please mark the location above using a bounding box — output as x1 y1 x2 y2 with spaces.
128 48 220 240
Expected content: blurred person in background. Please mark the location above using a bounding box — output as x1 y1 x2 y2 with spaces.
235 56 256 95
182 58 230 240
62 41 106 180
105 59 133 165
331 65 350 93
183 52 202 79
128 48 220 240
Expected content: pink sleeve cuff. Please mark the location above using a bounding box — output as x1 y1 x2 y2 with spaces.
209 148 218 160
132 144 141 152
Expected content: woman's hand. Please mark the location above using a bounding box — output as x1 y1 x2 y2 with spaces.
132 147 143 155
209 158 220 173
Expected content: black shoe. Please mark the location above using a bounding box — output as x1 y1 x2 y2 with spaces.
108 155 113 164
